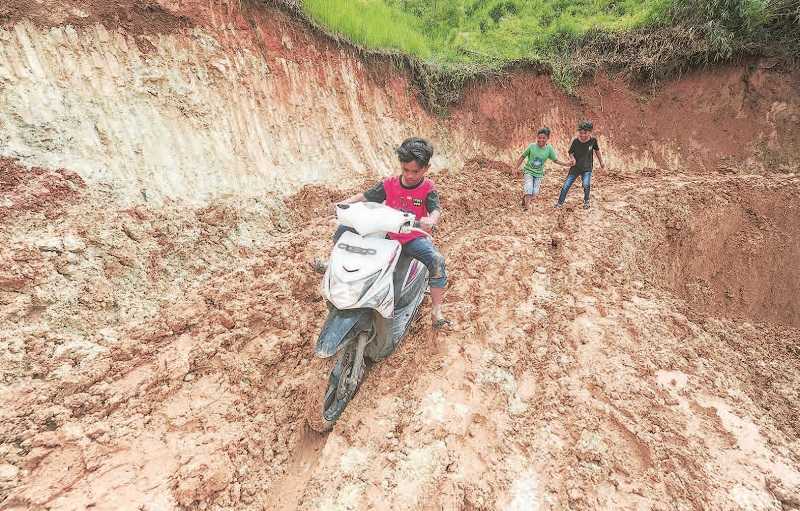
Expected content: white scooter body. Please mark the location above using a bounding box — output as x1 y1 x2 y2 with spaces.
314 202 430 427
321 202 418 317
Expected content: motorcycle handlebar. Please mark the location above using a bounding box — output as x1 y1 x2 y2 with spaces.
334 203 431 237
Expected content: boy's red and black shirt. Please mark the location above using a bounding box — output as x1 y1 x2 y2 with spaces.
363 179 440 212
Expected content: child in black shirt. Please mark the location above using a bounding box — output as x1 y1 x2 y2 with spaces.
555 121 605 209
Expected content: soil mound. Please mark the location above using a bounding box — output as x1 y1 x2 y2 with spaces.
658 184 800 327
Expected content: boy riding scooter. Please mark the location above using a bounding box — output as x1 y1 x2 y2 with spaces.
315 137 450 330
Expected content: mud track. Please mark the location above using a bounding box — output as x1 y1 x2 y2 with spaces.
1 157 799 510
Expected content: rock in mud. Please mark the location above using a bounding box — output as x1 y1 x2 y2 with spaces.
36 237 64 253
63 234 86 252
0 464 20 481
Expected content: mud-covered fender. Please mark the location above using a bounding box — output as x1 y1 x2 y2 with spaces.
315 307 371 358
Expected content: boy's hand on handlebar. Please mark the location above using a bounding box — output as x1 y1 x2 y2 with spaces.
419 216 436 232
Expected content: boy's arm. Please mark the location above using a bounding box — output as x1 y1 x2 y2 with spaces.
514 146 529 171
338 181 385 206
567 140 577 166
594 148 605 170
420 208 441 232
420 191 441 231
338 192 366 205
551 146 571 167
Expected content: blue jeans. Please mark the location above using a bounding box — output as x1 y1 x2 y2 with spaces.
557 171 592 204
333 226 447 288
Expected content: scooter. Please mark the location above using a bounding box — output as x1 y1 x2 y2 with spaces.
314 202 429 430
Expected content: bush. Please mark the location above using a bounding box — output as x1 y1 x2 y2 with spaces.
285 0 799 109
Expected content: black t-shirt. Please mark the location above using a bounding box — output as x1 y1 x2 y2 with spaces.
363 179 441 212
568 137 600 175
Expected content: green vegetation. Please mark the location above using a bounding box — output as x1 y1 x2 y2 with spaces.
302 0 665 64
293 0 799 107
300 0 433 58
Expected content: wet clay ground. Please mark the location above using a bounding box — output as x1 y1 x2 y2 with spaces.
1 156 799 510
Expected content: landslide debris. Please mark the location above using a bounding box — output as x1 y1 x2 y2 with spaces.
2 157 799 510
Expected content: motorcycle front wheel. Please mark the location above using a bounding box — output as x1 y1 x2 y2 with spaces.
312 336 366 432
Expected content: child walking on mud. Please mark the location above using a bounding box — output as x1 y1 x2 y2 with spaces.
555 121 605 209
513 127 572 210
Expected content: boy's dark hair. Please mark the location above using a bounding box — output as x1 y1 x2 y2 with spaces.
396 137 433 167
537 127 551 137
578 121 593 131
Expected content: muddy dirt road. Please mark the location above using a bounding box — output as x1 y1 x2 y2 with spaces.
2 156 799 510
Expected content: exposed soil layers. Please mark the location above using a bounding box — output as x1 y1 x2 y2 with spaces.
2 0 799 203
1 1 800 510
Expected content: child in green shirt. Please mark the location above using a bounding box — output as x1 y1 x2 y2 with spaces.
513 128 572 211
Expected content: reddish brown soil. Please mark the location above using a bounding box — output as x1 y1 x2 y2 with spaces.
0 0 192 34
451 67 800 173
0 0 193 53
5 154 799 510
0 159 85 221
654 182 800 328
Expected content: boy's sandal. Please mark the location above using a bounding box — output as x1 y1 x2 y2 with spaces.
432 318 452 330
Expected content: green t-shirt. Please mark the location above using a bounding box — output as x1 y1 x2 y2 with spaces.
522 143 558 177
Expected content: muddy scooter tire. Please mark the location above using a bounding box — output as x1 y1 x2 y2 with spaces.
312 338 365 431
